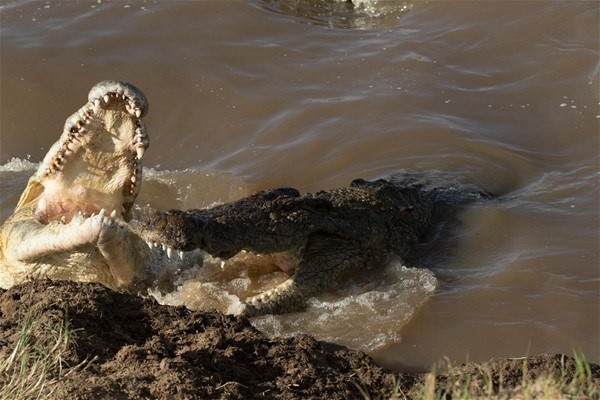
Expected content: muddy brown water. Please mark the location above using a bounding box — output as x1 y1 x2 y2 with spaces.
0 0 598 371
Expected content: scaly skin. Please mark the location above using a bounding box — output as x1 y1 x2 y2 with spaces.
132 178 485 317
0 81 162 289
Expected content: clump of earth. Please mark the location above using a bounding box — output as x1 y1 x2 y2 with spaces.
0 280 597 399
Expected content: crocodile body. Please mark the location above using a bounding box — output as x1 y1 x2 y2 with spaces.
133 179 486 316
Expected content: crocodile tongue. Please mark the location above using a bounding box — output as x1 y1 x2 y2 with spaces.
28 81 149 224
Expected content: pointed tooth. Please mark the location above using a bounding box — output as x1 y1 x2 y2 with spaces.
166 247 173 259
178 251 184 260
110 209 117 218
94 98 101 108
135 109 142 118
220 260 226 269
103 94 110 103
146 241 153 249
136 146 145 159
131 175 137 183
99 209 105 216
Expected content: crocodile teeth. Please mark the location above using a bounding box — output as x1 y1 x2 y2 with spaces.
178 251 184 260
220 260 226 269
110 209 117 218
130 175 137 183
146 241 153 249
103 94 110 103
136 146 145 160
166 247 173 259
99 209 106 217
94 98 101 108
135 109 142 118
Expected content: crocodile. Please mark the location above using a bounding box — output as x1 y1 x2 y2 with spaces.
0 80 181 290
132 178 488 317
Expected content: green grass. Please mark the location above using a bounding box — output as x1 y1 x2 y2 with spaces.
0 303 92 400
408 351 598 400
360 351 598 400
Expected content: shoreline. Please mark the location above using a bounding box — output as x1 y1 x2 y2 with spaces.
1 280 597 399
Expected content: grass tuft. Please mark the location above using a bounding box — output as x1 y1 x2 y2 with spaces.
0 300 93 400
363 351 598 400
409 351 598 400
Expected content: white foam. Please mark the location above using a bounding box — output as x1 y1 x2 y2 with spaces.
0 157 38 172
252 263 437 351
152 258 438 352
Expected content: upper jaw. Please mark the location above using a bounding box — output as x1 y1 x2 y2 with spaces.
88 80 148 118
31 81 150 223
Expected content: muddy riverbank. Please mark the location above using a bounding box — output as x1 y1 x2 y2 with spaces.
1 280 597 399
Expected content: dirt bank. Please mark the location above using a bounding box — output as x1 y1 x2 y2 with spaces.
0 280 597 399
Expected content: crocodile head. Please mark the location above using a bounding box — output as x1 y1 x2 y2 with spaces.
0 81 152 289
20 80 149 224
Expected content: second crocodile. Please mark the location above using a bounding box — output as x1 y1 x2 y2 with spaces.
132 178 489 316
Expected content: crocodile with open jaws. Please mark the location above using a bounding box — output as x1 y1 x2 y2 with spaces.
0 80 187 290
132 179 488 317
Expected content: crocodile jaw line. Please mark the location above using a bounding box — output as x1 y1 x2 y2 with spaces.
30 81 149 225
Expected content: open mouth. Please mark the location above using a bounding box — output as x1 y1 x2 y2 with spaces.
32 81 149 224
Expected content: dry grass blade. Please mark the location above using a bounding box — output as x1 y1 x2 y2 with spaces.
0 298 92 400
